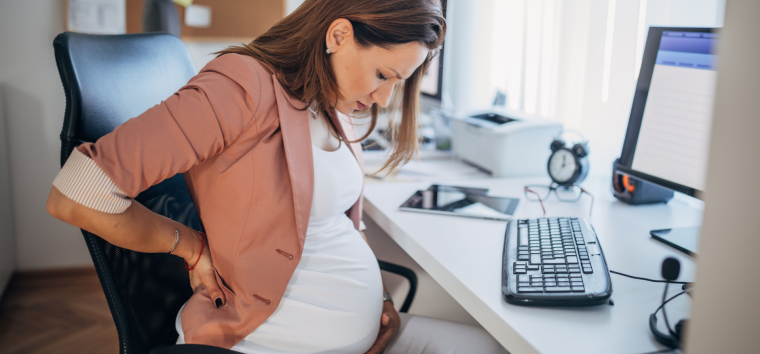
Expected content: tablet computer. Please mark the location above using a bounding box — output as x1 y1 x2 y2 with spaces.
399 185 520 221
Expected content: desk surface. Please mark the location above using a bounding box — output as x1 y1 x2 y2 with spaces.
363 175 701 354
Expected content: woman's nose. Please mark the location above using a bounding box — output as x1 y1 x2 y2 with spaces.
372 83 394 108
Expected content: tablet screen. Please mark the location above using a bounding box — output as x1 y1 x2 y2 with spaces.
400 185 520 220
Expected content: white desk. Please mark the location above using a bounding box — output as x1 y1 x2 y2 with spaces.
363 175 701 354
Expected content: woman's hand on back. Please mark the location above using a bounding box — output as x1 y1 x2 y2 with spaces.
185 231 226 308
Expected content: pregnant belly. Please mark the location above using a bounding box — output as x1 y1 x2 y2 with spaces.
233 217 384 354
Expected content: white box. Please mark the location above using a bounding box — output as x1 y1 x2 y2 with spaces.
451 109 562 178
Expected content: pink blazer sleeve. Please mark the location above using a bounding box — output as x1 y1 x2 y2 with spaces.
76 54 263 198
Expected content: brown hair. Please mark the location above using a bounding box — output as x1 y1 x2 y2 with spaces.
216 0 446 173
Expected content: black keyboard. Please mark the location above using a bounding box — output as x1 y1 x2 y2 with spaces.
502 217 612 306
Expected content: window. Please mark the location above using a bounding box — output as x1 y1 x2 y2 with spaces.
443 0 725 176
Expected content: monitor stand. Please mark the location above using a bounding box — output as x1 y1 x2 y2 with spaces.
650 226 700 256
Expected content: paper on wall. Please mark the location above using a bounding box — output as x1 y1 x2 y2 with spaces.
67 0 126 34
185 4 211 28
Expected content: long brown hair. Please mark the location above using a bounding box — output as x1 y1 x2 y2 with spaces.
216 0 446 173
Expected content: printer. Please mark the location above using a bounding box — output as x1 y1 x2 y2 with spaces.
450 109 563 178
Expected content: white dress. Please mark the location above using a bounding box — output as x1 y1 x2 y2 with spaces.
176 141 384 353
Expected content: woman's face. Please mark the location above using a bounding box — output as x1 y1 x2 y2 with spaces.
326 19 429 115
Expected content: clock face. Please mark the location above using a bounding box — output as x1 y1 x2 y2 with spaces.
548 149 578 184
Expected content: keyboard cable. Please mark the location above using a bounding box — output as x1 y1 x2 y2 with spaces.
610 270 689 284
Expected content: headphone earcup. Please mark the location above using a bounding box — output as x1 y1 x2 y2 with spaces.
649 314 680 349
572 142 588 158
674 319 687 343
550 139 565 152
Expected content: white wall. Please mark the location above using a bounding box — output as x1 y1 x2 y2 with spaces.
0 1 93 270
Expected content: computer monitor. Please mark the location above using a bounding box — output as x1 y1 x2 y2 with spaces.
616 27 719 255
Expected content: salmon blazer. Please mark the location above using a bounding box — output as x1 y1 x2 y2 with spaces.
77 54 366 348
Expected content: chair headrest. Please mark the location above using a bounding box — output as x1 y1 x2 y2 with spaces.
53 32 197 144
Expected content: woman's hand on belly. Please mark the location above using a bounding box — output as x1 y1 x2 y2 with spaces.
186 232 226 308
364 299 400 354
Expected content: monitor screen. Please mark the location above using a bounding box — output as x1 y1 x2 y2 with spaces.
618 27 719 196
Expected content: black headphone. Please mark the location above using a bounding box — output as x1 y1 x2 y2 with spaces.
649 257 689 349
550 129 589 158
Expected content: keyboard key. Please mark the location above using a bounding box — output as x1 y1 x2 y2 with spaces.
518 255 529 261
518 287 544 293
566 256 578 264
531 282 544 287
518 282 530 287
558 282 570 287
527 265 540 270
545 287 572 293
521 228 531 246
582 267 593 274
530 254 542 264
518 275 530 282
570 274 582 278
571 281 584 287
543 258 565 264
572 286 585 292
543 268 555 274
569 268 580 273
514 268 527 274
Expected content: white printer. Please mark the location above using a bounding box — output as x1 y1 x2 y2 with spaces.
450 109 563 178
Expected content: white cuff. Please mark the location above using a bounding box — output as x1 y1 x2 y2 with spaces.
53 148 132 214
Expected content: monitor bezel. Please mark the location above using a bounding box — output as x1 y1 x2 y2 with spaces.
617 26 718 198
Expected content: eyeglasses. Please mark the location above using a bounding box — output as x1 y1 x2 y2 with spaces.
524 183 594 218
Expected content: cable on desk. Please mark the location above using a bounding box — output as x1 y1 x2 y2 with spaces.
654 291 686 317
630 291 687 354
610 270 689 284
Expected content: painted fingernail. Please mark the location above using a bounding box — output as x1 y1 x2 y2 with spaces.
215 298 223 308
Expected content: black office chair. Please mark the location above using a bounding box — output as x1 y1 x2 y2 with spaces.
53 32 417 354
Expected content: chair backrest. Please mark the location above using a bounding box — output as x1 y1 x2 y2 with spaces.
53 32 200 354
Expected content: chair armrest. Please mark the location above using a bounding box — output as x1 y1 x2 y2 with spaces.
377 260 418 313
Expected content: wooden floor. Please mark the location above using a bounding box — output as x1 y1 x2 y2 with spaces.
0 267 119 354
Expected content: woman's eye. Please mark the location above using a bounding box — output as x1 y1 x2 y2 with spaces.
378 72 388 80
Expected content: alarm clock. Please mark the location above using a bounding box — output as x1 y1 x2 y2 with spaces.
547 130 589 186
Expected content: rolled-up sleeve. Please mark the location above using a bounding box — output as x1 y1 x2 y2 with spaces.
52 54 262 208
53 148 132 214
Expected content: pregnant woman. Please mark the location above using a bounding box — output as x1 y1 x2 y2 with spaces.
46 0 507 353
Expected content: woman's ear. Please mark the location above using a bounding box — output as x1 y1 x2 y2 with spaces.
325 18 354 54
